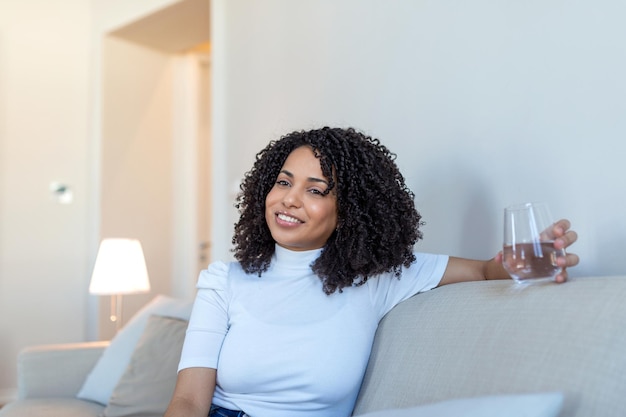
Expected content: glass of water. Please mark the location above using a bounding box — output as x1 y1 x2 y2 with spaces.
503 202 565 284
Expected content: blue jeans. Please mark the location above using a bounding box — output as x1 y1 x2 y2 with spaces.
209 404 248 417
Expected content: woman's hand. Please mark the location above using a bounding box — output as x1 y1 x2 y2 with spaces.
548 218 580 282
495 218 580 283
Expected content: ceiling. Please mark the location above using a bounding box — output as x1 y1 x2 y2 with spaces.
110 0 210 53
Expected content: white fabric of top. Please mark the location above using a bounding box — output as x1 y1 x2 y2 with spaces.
178 245 448 417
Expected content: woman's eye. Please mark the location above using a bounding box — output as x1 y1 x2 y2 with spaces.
308 188 323 196
276 179 290 187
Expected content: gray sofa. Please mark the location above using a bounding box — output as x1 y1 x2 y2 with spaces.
2 276 626 417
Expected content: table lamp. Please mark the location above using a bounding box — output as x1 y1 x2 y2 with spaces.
89 238 151 330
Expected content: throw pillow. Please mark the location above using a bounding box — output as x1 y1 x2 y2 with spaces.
355 392 564 417
102 315 188 417
77 295 193 405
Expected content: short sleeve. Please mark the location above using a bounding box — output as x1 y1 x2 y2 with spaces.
177 261 230 371
368 253 449 318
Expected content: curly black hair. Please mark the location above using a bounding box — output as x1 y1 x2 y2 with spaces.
232 127 424 294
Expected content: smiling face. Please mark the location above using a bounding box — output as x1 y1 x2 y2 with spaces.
265 146 338 251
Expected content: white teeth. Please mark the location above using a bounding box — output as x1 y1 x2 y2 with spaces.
277 213 301 224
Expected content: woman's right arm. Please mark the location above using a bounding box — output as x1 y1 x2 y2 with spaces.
164 367 216 417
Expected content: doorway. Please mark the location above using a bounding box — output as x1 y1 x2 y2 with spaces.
97 0 211 339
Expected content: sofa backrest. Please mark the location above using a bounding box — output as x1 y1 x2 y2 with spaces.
352 276 626 417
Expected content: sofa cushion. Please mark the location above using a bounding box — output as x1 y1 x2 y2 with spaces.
77 295 193 405
352 277 626 417
102 315 187 417
0 398 104 417
354 392 563 417
16 341 108 400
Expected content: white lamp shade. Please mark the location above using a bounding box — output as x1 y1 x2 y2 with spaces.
89 238 151 295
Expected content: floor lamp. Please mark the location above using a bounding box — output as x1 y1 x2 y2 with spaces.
89 238 151 331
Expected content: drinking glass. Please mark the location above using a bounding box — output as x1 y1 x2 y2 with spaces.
503 202 565 283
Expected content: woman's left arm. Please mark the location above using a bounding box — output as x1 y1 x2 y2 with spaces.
438 219 580 286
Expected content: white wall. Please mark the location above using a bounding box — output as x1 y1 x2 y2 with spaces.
0 0 93 399
211 0 626 281
0 0 200 398
98 35 176 339
94 0 210 340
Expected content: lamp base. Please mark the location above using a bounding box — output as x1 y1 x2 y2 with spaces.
109 294 123 331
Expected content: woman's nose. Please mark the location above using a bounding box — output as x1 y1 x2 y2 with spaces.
282 188 302 208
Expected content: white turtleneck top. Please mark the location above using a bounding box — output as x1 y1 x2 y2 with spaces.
178 246 448 417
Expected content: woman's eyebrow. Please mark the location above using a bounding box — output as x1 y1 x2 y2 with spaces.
280 169 329 185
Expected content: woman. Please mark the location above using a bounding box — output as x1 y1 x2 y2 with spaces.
165 127 579 417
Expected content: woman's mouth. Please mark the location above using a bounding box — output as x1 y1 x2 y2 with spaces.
276 213 303 225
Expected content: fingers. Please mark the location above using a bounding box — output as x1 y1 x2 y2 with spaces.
552 219 578 284
553 219 571 235
554 230 578 250
541 219 571 241
554 269 568 283
554 251 579 284
557 252 580 269
552 219 577 250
